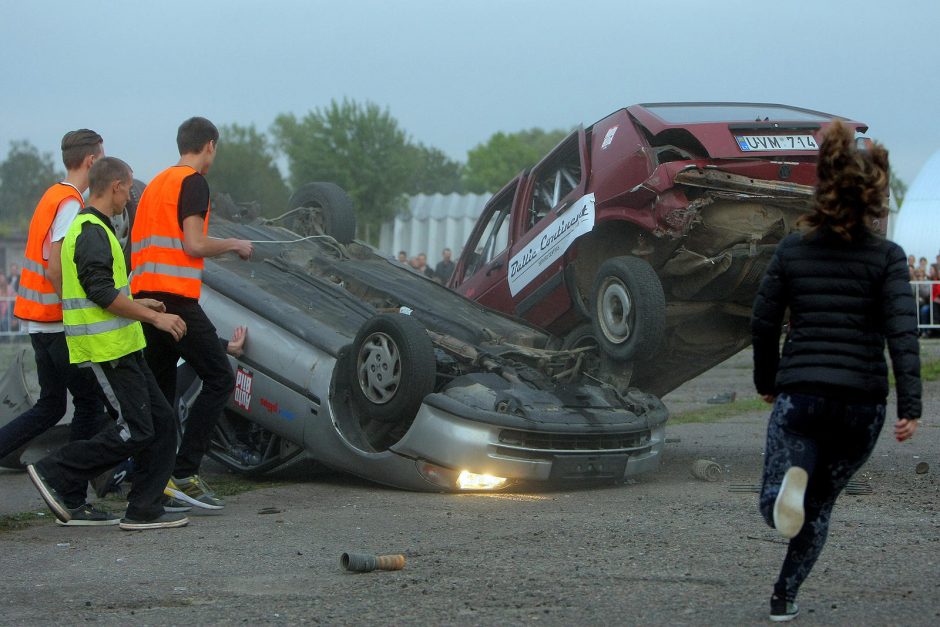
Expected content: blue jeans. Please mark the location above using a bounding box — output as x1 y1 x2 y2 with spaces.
0 332 106 507
759 392 885 601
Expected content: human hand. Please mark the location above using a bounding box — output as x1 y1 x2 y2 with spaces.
155 313 186 341
895 418 918 442
136 298 166 313
232 239 253 260
227 325 247 357
761 394 776 404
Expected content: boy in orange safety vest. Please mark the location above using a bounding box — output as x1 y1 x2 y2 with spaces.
0 130 113 525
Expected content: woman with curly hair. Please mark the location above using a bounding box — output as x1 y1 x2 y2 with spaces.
750 120 921 621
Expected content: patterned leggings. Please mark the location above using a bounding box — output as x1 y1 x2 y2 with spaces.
759 392 885 601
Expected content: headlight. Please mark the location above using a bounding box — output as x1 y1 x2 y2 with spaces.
457 470 508 491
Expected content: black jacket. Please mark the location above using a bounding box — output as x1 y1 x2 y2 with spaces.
751 229 921 419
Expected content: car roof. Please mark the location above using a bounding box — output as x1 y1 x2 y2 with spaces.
623 102 868 134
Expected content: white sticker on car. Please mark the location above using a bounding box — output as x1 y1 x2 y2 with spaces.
601 126 618 150
508 193 595 297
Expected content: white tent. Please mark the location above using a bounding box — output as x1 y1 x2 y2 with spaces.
892 148 940 259
379 193 490 266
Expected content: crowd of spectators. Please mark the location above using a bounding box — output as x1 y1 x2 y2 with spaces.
909 254 940 331
396 247 456 285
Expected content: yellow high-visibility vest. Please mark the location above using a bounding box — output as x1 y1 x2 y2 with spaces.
61 212 145 364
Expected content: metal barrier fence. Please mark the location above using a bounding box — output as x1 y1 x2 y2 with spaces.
3 287 939 336
912 281 940 330
0 296 24 338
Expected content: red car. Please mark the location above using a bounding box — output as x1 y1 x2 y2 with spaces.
451 103 870 396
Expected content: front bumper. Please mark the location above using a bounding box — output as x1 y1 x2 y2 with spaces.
391 401 665 487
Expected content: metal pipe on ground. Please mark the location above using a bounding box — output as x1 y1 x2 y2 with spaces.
341 552 406 573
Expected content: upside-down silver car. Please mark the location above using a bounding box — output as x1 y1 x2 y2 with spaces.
1 183 668 491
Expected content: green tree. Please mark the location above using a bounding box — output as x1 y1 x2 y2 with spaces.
0 140 64 230
206 123 289 216
272 99 415 242
462 128 569 193
890 170 908 208
406 143 463 195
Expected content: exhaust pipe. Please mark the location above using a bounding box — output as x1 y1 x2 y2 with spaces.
341 552 406 572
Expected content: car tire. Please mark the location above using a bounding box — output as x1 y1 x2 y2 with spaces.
561 322 597 351
591 256 665 361
349 313 435 428
286 182 357 244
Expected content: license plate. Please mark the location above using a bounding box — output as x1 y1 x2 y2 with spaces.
735 134 818 152
549 454 628 480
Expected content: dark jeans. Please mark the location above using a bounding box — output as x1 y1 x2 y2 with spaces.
36 351 177 521
0 331 106 507
142 299 234 477
759 392 885 602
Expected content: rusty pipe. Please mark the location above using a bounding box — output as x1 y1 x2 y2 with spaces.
341 552 406 572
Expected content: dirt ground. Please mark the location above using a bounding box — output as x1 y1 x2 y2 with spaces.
0 343 938 625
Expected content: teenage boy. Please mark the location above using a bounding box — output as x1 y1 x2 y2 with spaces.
1 130 110 524
131 117 252 509
27 157 188 530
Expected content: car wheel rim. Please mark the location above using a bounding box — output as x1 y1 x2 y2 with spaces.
356 331 402 404
598 278 633 345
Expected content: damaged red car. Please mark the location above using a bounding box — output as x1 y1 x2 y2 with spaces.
450 103 871 396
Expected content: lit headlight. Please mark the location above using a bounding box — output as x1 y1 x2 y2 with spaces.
457 471 508 490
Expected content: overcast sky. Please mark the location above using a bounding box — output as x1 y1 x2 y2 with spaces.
1 0 938 190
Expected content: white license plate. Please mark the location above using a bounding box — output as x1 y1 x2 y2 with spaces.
735 134 818 151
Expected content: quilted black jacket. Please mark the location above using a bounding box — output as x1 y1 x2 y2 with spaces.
751 229 921 419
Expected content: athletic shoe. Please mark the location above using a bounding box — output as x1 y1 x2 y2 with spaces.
161 495 193 513
119 511 189 530
26 464 71 523
91 459 134 498
55 503 121 526
164 475 225 510
770 596 799 622
774 467 809 539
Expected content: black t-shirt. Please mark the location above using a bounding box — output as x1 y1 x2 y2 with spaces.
178 172 210 230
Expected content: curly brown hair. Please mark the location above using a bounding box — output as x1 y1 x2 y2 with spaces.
799 119 889 242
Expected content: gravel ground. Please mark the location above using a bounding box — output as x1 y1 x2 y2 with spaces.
0 343 938 625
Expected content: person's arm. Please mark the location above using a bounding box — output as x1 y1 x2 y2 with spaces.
177 174 252 260
181 214 253 259
74 222 186 341
47 198 82 297
880 244 921 441
105 295 186 341
751 244 789 401
47 241 64 297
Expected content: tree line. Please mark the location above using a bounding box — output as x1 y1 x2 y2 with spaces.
0 98 568 242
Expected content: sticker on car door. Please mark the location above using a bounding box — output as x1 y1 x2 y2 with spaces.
508 193 595 297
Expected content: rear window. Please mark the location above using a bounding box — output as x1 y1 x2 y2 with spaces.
642 103 833 124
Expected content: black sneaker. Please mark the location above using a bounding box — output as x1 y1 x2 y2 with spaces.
119 512 189 530
55 503 121 526
27 464 71 523
770 595 799 622
162 494 193 513
91 459 134 498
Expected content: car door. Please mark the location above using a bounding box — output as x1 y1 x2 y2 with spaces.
504 130 590 330
451 180 519 311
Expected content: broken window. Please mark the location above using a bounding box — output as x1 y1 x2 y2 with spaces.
525 134 583 232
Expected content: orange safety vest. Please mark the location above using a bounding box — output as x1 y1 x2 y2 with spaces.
130 165 209 299
13 183 84 322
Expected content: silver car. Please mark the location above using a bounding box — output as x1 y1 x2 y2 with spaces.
3 183 669 492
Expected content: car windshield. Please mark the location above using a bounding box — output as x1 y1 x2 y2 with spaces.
642 103 833 124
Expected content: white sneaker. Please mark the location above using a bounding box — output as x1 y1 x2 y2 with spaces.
774 467 808 539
